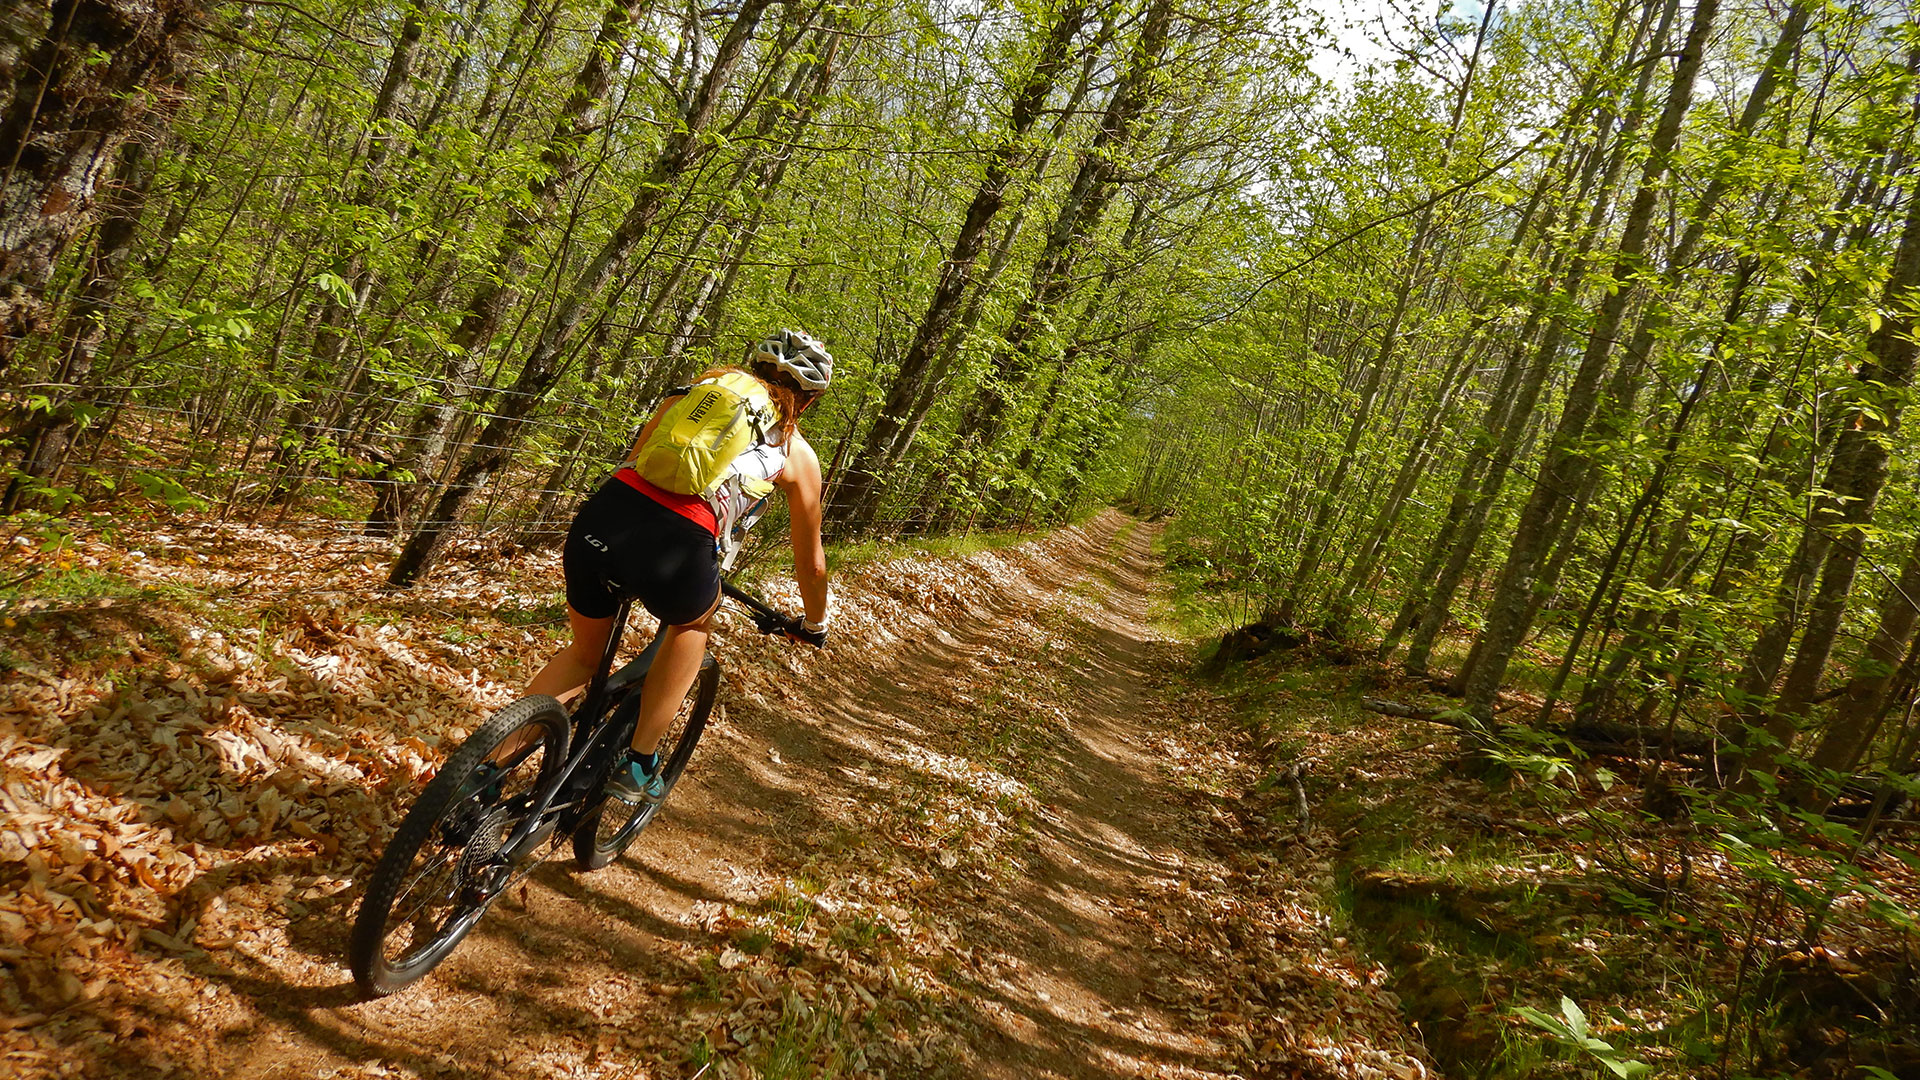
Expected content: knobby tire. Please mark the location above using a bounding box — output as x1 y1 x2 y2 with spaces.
348 695 569 997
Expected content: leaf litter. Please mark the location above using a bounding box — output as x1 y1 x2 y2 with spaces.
1 511 1433 1078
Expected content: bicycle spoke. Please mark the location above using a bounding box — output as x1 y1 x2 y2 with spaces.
390 850 458 924
349 696 571 996
575 661 717 869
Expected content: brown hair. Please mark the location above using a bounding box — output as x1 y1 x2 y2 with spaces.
692 364 820 443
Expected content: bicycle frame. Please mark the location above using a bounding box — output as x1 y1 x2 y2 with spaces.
485 581 789 876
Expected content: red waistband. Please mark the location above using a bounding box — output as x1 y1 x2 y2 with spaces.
615 468 718 534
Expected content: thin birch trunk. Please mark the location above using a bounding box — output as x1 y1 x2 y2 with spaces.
1459 0 1721 721
1275 0 1500 629
823 1 1091 535
388 0 773 586
1738 192 1920 785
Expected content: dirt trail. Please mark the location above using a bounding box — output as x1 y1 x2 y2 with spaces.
945 518 1224 1077
6 511 1433 1079
809 514 1229 1078
247 512 1234 1079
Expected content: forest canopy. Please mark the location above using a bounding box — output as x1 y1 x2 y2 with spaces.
7 0 1920 798
2 0 1320 573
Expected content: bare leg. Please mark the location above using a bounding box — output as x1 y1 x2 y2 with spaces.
631 592 721 755
485 605 615 768
528 605 617 700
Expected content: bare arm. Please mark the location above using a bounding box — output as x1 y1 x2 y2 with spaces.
774 431 829 625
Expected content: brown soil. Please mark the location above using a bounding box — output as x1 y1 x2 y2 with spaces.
2 511 1432 1079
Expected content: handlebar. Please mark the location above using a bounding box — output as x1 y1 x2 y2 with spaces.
719 580 802 637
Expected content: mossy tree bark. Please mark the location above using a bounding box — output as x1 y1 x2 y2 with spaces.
0 0 200 376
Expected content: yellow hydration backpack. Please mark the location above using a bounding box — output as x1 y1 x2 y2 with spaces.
632 372 780 497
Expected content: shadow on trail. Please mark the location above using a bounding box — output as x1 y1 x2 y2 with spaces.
689 515 1226 1077
204 958 567 1080
192 849 731 1078
29 513 1217 1079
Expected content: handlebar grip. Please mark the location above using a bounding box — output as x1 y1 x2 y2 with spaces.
749 608 795 635
724 580 799 636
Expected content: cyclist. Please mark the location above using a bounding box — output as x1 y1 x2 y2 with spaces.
524 329 834 803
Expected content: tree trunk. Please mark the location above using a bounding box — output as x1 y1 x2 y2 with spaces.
273 3 427 479
450 0 649 358
853 33 1107 517
947 0 1177 467
1505 0 1812 715
1739 192 1920 783
371 0 654 531
1799 527 1920 799
1277 0 1500 630
823 0 1089 536
3 138 154 510
0 0 199 373
1399 0 1675 674
1536 262 1759 719
388 0 773 587
1459 0 1721 721
1328 326 1489 637
658 21 845 376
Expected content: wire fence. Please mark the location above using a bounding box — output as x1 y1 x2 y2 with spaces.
3 367 1038 579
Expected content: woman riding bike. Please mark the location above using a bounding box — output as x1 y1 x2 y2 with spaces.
523 329 834 803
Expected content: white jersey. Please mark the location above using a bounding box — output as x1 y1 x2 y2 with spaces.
708 433 786 569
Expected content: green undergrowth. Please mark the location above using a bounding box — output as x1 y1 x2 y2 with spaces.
718 494 1104 582
1198 646 1849 1080
0 561 212 679
0 549 207 617
1149 527 1243 643
0 565 189 609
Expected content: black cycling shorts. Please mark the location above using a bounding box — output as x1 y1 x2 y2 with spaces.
562 479 720 625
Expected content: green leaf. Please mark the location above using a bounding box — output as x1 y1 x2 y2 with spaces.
1601 1054 1651 1079
132 472 207 512
1560 996 1588 1041
311 271 355 306
1515 1005 1573 1039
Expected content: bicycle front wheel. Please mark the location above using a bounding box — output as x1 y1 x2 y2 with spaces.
573 659 719 870
349 695 569 997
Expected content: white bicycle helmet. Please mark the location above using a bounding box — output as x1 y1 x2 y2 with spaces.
753 329 833 392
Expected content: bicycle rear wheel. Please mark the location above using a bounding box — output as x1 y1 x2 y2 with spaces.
349 695 569 996
572 659 719 870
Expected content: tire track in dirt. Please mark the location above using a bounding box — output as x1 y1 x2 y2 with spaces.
753 512 1239 1078
923 515 1234 1078
654 509 1239 1078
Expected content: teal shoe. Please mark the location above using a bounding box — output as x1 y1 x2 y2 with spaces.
606 751 665 804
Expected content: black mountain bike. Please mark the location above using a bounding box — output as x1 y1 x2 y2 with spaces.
348 580 801 997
